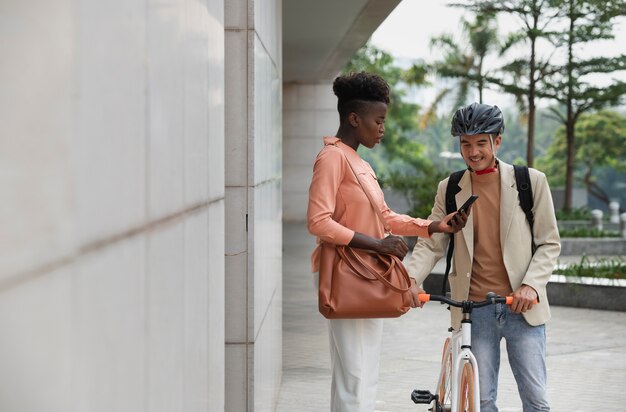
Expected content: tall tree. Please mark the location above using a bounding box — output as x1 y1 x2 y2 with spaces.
454 0 560 167
408 12 499 126
539 0 626 210
537 110 626 209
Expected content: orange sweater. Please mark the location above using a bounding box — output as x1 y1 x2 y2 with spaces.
469 170 512 301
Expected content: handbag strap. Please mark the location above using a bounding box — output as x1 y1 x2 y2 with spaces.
335 143 391 234
327 141 412 294
337 246 411 293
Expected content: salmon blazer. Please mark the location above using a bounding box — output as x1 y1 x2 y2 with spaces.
406 160 561 330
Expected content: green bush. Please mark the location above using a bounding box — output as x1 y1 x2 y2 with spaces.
380 168 447 219
555 207 592 221
555 256 625 280
558 227 620 238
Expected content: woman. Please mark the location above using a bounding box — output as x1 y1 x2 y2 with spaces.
307 72 467 411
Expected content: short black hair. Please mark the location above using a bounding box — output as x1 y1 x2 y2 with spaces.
333 72 390 120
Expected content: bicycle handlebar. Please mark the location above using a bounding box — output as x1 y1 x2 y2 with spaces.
418 293 537 308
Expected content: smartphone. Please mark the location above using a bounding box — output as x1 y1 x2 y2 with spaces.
447 195 478 225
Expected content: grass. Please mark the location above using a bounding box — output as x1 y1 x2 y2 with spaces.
554 256 625 280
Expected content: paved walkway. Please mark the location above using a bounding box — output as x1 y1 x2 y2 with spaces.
278 222 626 412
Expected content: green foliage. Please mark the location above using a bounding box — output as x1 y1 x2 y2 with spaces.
383 168 449 219
427 11 500 109
536 110 626 204
344 44 420 149
555 207 592 220
538 0 626 209
451 0 626 182
558 227 620 238
342 44 446 218
554 256 625 280
452 0 561 165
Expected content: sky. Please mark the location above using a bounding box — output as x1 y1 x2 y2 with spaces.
370 0 626 112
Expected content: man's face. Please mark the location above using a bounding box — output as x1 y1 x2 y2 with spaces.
460 133 501 171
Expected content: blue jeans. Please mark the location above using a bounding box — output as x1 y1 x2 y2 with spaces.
471 304 550 412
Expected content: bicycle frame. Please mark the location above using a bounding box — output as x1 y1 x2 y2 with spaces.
412 293 524 411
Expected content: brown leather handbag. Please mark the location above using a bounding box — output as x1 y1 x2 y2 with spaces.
318 147 413 319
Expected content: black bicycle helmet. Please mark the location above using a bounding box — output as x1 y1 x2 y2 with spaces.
451 102 504 136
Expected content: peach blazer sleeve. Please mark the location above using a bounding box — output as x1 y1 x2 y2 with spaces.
307 137 432 272
307 147 355 246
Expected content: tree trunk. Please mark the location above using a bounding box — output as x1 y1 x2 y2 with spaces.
564 0 575 211
526 97 535 167
587 182 611 207
564 117 575 210
527 78 536 167
526 6 539 167
478 56 484 104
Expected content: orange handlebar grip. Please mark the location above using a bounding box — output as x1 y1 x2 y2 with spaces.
505 296 539 305
418 294 430 302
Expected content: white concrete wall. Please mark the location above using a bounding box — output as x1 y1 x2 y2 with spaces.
0 0 225 410
283 83 339 222
224 0 283 411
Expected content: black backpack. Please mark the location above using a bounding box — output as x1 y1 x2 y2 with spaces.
440 165 535 295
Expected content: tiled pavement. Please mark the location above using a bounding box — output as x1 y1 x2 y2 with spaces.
278 222 626 412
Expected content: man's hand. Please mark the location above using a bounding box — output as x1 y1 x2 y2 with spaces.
510 284 538 313
409 278 425 308
428 209 470 235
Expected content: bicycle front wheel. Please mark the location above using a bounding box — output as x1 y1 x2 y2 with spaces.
437 338 452 410
457 362 475 412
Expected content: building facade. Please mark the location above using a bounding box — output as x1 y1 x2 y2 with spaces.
0 0 399 410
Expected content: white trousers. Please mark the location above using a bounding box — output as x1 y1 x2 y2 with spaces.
328 317 384 412
315 273 384 412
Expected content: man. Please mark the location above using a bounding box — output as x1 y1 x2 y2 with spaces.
406 102 560 411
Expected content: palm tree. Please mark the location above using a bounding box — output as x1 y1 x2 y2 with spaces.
411 12 499 127
461 0 561 167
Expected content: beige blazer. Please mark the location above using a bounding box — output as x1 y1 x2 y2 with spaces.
406 160 561 330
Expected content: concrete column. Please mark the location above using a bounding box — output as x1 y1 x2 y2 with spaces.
591 209 604 231
283 82 339 222
224 0 283 410
0 0 226 410
609 201 620 224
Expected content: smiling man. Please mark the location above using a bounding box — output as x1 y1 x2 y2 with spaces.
406 102 561 411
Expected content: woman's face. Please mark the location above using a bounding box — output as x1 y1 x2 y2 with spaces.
352 101 387 148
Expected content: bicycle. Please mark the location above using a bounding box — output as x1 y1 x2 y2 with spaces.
410 292 521 412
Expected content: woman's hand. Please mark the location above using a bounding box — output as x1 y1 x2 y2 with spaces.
409 278 425 308
428 209 470 235
348 232 408 259
376 235 409 259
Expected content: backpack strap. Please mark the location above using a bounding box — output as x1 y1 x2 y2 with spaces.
446 171 464 215
513 165 536 254
442 170 465 296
